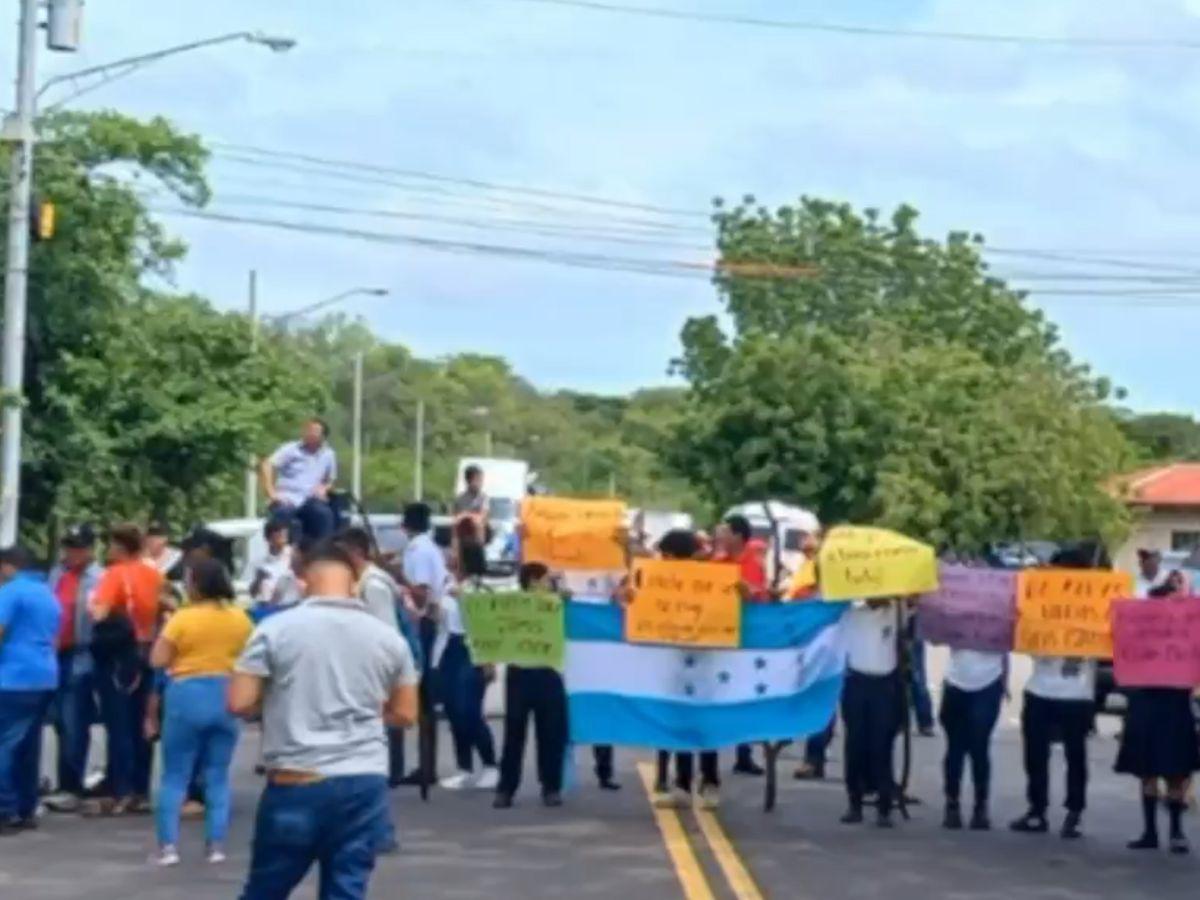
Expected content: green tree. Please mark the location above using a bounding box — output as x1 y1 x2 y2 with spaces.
1115 411 1200 462
672 198 1135 550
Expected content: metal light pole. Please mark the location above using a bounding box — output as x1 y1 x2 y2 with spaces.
351 351 364 500
0 25 295 543
0 0 41 544
244 270 259 518
414 398 425 501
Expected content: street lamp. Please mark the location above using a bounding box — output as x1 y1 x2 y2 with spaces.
242 282 390 518
0 16 296 542
265 287 389 327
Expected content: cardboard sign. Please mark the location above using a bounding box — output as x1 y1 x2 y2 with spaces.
917 565 1016 652
818 526 938 601
521 497 626 571
1014 568 1133 658
626 558 741 648
462 591 565 669
1112 599 1200 688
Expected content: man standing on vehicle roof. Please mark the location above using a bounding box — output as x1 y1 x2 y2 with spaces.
261 418 338 544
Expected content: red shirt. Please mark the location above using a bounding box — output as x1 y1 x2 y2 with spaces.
55 568 81 649
90 560 164 644
738 540 769 603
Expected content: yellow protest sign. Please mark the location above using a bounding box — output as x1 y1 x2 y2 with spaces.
626 558 741 648
818 526 938 601
1014 568 1133 659
521 496 627 571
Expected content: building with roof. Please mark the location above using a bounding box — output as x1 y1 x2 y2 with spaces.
1112 462 1200 573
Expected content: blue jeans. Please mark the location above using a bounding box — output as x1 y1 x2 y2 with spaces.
95 657 153 799
53 653 95 794
156 676 240 846
438 635 496 772
0 689 54 820
269 497 335 544
241 774 389 900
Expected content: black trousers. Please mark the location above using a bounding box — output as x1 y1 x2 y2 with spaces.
656 751 720 792
594 745 615 782
805 716 836 768
939 679 1003 807
1021 692 1093 815
387 727 405 787
498 666 568 796
842 670 901 813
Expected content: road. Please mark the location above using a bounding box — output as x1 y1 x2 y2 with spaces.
2 708 1197 899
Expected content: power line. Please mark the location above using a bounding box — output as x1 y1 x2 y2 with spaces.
153 205 818 281
209 142 709 219
493 0 1200 49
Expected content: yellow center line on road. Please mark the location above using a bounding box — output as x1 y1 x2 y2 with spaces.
693 807 765 900
636 763 716 900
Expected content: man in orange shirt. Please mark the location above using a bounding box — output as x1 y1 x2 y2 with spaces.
724 515 769 776
88 523 164 814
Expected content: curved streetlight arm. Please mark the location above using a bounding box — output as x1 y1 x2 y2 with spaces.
267 287 389 325
36 31 296 108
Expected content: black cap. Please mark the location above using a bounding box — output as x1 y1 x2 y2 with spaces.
61 524 96 549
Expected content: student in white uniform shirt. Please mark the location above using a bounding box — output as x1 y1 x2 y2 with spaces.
939 648 1006 831
1011 544 1107 840
401 503 499 791
1134 548 1168 599
840 600 904 828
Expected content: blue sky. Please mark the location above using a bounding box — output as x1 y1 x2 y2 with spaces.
15 0 1200 410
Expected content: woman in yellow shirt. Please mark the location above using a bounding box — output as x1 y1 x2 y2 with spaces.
148 559 253 866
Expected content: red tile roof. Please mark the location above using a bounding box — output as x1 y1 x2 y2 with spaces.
1115 463 1200 506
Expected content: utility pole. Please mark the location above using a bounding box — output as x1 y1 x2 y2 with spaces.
0 0 44 545
352 351 364 501
414 398 425 501
244 269 258 518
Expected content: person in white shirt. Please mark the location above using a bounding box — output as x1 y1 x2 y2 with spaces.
401 503 499 792
840 600 904 828
249 520 293 607
1011 544 1107 840
939 647 1006 831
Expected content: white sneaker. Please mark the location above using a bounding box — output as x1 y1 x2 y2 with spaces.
206 845 227 865
697 785 721 811
440 771 476 791
474 767 500 791
153 845 181 867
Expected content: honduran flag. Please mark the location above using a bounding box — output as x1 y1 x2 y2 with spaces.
565 600 849 751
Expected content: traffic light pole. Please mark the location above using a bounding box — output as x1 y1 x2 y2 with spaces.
0 0 42 545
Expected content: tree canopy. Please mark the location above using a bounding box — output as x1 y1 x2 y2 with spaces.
671 197 1136 550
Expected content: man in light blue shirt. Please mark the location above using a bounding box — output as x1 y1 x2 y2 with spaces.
261 418 338 542
0 545 61 833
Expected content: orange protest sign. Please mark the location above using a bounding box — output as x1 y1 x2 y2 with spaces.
520 496 626 571
626 558 741 648
1014 568 1134 659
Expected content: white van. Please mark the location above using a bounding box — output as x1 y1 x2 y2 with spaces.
455 457 530 575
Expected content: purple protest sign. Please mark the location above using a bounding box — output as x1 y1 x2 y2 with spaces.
917 564 1016 652
1112 598 1200 689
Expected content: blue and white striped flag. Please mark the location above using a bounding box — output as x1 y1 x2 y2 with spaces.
565 601 849 751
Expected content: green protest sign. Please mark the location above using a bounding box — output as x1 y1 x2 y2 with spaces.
461 591 565 670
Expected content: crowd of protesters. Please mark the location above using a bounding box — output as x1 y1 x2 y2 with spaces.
1 416 1199 900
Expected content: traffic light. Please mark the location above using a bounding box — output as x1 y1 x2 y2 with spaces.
30 200 55 241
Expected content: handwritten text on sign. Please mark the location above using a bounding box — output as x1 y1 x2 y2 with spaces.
1112 599 1200 689
917 564 1017 652
521 497 626 571
818 526 938 601
462 591 565 670
626 558 741 648
1014 569 1133 659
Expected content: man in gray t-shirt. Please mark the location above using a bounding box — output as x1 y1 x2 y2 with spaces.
230 541 417 899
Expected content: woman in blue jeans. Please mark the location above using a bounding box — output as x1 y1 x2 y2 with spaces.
438 632 498 790
148 560 252 865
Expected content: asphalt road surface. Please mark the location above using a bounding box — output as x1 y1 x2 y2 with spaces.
2 705 1198 900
